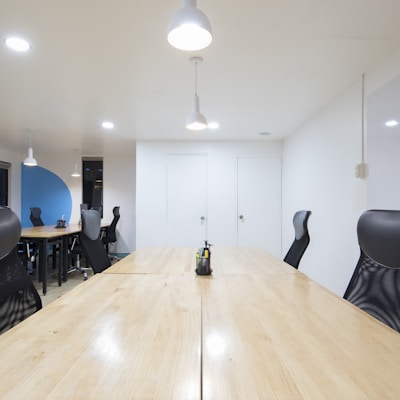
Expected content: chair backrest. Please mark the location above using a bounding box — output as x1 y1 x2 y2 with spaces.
0 206 42 334
283 210 312 269
80 209 111 274
344 209 400 332
90 205 103 218
30 207 44 226
106 206 120 243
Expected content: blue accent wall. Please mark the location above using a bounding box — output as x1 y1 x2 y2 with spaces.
21 164 72 227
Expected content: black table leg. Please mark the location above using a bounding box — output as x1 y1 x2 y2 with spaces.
40 238 48 295
62 235 69 283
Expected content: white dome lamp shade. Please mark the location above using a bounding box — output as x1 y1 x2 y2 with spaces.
168 0 212 51
24 148 37 166
23 131 37 166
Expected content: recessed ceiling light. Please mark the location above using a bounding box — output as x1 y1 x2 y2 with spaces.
4 36 30 52
102 121 114 129
208 122 219 129
385 120 399 127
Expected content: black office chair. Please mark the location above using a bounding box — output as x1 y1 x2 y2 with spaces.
344 210 400 332
102 206 120 255
80 209 111 274
29 206 61 270
283 210 312 269
17 207 43 273
0 206 42 334
30 207 44 226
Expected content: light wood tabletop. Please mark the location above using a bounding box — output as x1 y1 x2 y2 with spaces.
0 273 202 400
0 247 399 399
105 247 296 275
20 223 82 239
20 222 110 239
201 273 400 399
20 223 110 294
105 247 197 274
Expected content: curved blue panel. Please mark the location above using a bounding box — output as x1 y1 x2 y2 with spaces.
21 164 72 227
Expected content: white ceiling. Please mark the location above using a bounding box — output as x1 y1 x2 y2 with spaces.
1 0 400 157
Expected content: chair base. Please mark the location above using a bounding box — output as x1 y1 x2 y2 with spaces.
68 256 90 281
109 255 120 263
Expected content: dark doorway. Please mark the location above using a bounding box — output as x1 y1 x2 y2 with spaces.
82 158 103 217
0 162 10 206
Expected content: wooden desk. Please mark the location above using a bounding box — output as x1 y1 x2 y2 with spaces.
201 273 400 398
20 222 109 295
105 247 296 275
0 273 201 399
1 248 399 399
20 224 82 294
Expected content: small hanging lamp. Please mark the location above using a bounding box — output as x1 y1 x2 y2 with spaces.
71 149 81 177
71 164 81 177
168 0 212 51
186 56 208 131
23 130 37 166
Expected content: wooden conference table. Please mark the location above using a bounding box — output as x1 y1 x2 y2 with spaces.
20 224 82 294
20 222 109 295
0 248 399 399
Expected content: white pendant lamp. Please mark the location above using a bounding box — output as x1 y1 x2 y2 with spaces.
71 149 81 177
23 131 37 166
186 56 208 131
71 163 81 177
168 0 212 51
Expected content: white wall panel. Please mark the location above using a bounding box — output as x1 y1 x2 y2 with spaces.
136 141 282 249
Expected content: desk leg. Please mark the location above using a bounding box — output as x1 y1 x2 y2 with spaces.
62 236 69 283
40 239 48 295
57 240 62 287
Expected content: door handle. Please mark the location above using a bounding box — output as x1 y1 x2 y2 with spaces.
200 216 206 222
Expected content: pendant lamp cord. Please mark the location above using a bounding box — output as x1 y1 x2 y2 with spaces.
361 73 365 165
194 60 198 95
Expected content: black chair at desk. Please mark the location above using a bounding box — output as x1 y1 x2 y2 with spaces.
102 206 120 257
80 209 111 274
0 206 42 334
30 207 44 226
283 210 312 269
344 209 400 332
29 207 61 270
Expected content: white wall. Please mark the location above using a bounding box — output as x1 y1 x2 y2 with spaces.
282 47 400 296
367 74 400 209
136 141 282 249
368 134 400 209
103 148 136 253
282 83 367 295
